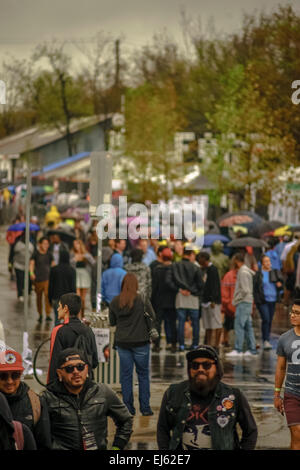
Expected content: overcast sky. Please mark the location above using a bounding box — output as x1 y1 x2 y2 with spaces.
0 0 299 62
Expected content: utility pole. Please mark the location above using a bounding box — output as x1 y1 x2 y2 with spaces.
115 39 120 89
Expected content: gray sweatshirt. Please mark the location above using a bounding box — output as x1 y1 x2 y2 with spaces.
233 264 255 305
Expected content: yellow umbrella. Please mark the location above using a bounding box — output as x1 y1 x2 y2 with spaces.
273 225 292 237
232 225 248 234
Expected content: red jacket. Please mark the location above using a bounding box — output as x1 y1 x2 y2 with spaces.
221 269 237 317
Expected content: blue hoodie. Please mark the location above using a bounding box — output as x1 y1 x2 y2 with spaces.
101 253 127 303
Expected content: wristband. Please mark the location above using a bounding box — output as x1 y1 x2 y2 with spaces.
111 446 120 450
274 388 281 392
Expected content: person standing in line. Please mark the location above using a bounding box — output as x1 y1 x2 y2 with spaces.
109 273 155 416
30 237 54 323
274 299 300 450
226 253 257 358
124 249 152 301
48 251 77 326
13 231 34 302
101 253 127 305
70 239 95 316
253 255 283 350
221 264 237 348
151 248 177 353
197 251 222 350
166 247 204 352
47 293 98 384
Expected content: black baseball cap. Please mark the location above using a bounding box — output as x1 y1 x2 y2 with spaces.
186 345 223 378
57 348 86 369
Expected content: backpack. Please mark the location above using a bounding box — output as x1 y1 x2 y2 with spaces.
27 389 41 426
12 420 24 450
72 331 92 368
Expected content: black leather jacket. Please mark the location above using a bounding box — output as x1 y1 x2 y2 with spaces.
166 258 204 297
41 379 133 450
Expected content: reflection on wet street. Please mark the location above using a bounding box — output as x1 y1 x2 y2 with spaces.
0 238 292 449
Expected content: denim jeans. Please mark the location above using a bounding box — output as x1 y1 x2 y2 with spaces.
155 307 177 345
176 308 200 349
257 302 276 342
234 302 256 353
117 344 151 414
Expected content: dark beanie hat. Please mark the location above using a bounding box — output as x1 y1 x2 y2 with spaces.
186 345 224 379
56 348 86 369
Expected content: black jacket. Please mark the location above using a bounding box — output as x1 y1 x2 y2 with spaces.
151 264 177 310
157 380 257 450
41 379 133 450
0 391 36 450
166 258 204 297
3 382 51 449
202 264 221 304
48 263 76 303
253 269 283 305
48 317 99 383
109 294 155 347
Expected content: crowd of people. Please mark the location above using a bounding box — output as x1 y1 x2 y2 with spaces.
2 209 300 450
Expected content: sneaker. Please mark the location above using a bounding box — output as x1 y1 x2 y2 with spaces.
263 341 272 350
225 350 243 358
37 316 42 323
45 316 52 322
170 345 177 354
18 296 24 302
178 346 185 352
243 350 258 357
141 409 154 416
166 343 172 350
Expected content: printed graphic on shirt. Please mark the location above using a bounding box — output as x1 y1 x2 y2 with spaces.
182 403 211 450
277 329 300 397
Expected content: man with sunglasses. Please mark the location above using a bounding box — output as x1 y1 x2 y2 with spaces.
41 348 133 450
157 345 257 450
274 299 300 449
0 349 51 449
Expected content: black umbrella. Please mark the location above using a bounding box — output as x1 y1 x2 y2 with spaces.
46 229 76 247
227 237 268 248
249 220 283 238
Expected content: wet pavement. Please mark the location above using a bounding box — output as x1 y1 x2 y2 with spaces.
0 229 292 449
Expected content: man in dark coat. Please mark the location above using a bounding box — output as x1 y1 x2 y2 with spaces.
48 250 76 325
42 348 133 450
47 293 98 384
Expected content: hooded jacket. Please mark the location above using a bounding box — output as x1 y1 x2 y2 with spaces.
41 378 133 450
210 241 230 281
233 264 255 305
101 253 127 304
3 381 51 449
221 269 237 317
0 391 36 450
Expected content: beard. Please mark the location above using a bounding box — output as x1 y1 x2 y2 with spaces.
189 372 220 397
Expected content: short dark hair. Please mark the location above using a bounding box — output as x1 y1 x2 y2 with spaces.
293 299 300 306
60 293 81 317
197 251 210 261
232 252 244 263
38 236 49 244
131 248 143 263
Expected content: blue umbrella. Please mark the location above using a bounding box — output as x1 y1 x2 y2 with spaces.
203 234 230 247
7 222 40 232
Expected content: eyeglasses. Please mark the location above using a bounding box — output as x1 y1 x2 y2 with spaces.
190 361 216 371
60 363 86 374
289 310 300 317
0 371 22 381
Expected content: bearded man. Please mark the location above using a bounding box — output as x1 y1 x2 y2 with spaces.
157 345 257 450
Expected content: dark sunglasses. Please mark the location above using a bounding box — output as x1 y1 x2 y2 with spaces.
190 361 216 371
60 363 86 374
0 371 22 381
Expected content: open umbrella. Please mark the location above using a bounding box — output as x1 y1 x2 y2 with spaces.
217 211 264 228
203 234 230 247
273 225 292 237
46 229 76 247
7 222 40 232
227 237 268 248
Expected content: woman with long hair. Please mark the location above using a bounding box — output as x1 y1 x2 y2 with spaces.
70 238 95 316
109 273 155 416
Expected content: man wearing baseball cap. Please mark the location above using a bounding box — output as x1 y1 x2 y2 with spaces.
157 345 257 450
0 349 51 449
41 348 133 450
